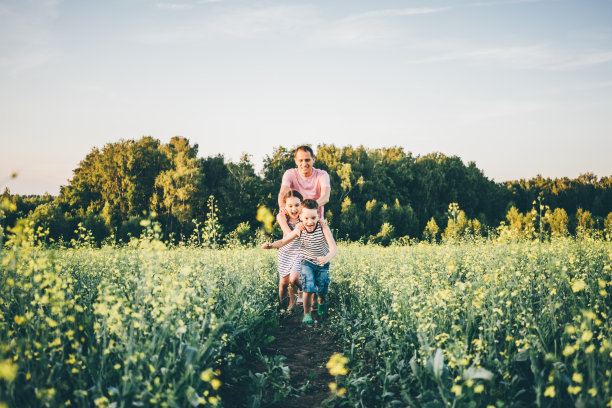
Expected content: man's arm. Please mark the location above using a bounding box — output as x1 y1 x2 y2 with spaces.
317 185 330 207
317 223 338 264
262 228 300 249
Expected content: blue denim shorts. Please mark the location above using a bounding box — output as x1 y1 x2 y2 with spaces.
300 260 331 297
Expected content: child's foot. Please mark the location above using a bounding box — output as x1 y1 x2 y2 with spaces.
297 291 303 304
286 305 295 315
302 314 313 324
317 303 328 317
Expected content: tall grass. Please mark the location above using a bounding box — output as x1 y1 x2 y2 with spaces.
328 238 611 407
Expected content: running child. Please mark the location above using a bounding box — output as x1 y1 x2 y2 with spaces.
274 190 304 313
262 199 338 324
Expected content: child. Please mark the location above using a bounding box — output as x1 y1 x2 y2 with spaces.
263 199 338 324
275 190 304 313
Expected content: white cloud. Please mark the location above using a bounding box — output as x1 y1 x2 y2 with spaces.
155 3 193 11
209 5 319 38
406 41 612 71
133 4 319 44
342 7 451 22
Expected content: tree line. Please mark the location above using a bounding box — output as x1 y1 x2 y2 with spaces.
1 136 611 246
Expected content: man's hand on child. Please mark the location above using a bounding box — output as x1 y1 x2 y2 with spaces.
296 223 306 231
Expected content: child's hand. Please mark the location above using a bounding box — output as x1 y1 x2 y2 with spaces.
317 256 327 265
262 242 273 249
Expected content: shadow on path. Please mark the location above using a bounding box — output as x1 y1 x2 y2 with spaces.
264 309 341 408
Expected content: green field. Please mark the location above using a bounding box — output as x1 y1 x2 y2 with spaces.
1 237 611 407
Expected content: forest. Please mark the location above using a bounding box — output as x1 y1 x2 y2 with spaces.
1 136 611 246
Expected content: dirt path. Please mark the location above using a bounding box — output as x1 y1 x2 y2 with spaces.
263 308 341 408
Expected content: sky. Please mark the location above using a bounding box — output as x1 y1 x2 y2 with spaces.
1 0 611 195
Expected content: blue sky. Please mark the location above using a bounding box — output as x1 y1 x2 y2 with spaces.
1 0 611 195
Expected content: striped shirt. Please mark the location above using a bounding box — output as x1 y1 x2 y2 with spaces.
277 220 301 277
299 222 329 266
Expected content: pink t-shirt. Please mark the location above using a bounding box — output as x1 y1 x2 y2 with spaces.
282 168 330 217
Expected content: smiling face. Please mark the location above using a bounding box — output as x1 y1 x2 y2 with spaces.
300 207 319 232
295 149 314 178
284 196 301 221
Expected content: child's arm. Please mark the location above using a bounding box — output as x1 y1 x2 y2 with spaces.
276 211 292 235
317 223 338 265
262 228 300 249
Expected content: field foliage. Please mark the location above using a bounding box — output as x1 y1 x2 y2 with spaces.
1 235 610 407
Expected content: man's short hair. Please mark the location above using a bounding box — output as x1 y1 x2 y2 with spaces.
301 199 318 210
295 145 314 158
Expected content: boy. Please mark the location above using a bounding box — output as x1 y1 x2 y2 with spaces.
262 199 338 324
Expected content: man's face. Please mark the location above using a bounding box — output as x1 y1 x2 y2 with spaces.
300 208 319 232
295 149 314 178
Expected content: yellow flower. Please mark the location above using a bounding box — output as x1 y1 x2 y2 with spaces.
46 317 58 328
326 353 349 376
14 316 26 325
571 280 586 293
329 381 347 397
562 345 575 357
210 378 222 390
94 396 109 408
201 368 214 382
208 396 219 405
543 385 555 398
572 373 583 383
474 384 484 394
581 331 593 342
588 388 597 397
451 385 462 396
567 385 581 395
0 359 18 383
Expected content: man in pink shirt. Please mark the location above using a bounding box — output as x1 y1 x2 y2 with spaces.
277 146 331 220
277 145 331 305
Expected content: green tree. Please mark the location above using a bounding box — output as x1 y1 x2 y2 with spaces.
152 136 201 238
423 217 440 243
545 208 569 237
576 208 594 235
59 136 169 231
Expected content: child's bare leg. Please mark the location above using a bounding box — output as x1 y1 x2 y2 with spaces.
290 271 302 291
303 291 313 315
279 275 291 308
304 292 315 314
287 281 295 310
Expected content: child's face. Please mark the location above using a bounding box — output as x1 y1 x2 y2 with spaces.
284 196 301 220
300 208 319 232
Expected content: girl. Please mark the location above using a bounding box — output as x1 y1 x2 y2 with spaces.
276 190 304 313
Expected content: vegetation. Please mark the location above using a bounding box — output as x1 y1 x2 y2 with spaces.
328 238 611 407
1 138 610 246
1 221 610 407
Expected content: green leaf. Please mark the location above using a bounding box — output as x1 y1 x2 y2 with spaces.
432 348 444 379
